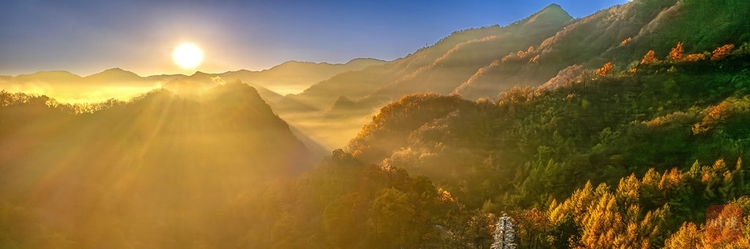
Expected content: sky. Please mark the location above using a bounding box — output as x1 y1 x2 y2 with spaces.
0 0 628 77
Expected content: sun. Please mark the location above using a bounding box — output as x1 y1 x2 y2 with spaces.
173 43 204 69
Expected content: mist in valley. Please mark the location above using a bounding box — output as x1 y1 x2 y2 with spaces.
2 0 750 248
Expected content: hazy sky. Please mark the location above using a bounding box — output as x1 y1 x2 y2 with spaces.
0 0 627 76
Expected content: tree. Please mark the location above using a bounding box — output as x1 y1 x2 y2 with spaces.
664 222 701 248
513 208 550 248
641 50 658 65
670 42 684 61
711 44 735 61
684 53 707 62
491 213 517 249
706 204 744 244
368 188 418 248
596 62 614 77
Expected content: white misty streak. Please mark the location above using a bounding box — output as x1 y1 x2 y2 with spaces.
212 76 226 85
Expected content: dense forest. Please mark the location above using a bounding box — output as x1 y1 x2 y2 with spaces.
2 0 750 248
2 41 748 249
0 83 313 248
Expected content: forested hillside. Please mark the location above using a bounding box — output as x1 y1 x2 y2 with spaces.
275 0 750 150
2 0 750 248
0 82 312 247
338 44 750 248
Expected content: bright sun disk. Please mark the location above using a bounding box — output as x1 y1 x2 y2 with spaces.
173 43 204 69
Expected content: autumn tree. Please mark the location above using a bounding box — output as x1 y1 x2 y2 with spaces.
596 62 614 77
711 44 735 61
528 54 540 64
512 208 550 247
664 222 702 248
706 204 744 244
684 53 707 62
641 50 658 65
621 37 632 46
670 42 684 61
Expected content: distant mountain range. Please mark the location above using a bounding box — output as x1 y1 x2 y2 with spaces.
267 0 749 149
1 1 749 247
0 58 385 103
0 82 323 246
281 0 739 114
1 0 746 150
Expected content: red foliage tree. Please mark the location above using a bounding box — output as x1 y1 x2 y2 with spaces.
711 44 735 61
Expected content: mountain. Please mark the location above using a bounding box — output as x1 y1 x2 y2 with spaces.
199 58 386 95
12 70 83 84
272 4 574 149
342 50 750 247
83 68 145 83
0 58 386 105
0 82 315 247
280 4 572 112
294 0 749 106
271 1 750 150
2 1 750 248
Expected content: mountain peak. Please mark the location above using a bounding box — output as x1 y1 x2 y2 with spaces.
91 68 138 76
514 3 573 30
534 3 571 19
543 3 564 11
84 68 143 82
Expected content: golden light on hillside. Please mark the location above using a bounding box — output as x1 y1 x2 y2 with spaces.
173 43 204 69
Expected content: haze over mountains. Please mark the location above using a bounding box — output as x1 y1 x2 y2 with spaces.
0 58 385 103
1 0 750 247
2 0 747 151
281 0 743 114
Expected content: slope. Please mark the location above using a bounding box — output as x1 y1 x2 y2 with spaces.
0 82 313 247
346 48 750 212
281 4 573 114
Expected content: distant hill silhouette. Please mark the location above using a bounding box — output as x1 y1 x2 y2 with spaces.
0 58 385 104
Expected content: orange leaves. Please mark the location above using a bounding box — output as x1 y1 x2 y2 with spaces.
516 50 526 58
670 42 684 61
684 53 707 62
437 188 455 203
641 50 658 65
528 54 540 64
621 37 632 46
706 204 744 244
657 168 683 191
639 42 737 67
596 62 614 77
711 44 735 61
692 97 750 135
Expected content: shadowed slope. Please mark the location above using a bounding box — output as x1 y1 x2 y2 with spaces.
0 83 313 247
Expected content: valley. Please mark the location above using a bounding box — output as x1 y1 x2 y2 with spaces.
1 0 750 248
